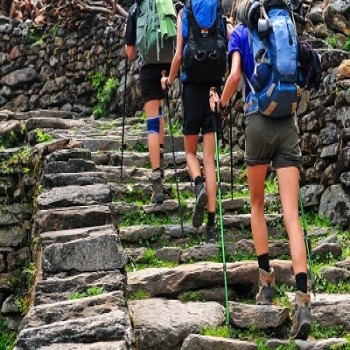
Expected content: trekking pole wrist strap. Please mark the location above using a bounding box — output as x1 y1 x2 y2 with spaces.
215 100 226 115
165 78 172 89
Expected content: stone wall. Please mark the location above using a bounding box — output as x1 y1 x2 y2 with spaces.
0 14 139 117
0 140 38 330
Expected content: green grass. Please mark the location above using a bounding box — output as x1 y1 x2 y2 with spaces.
199 325 230 338
0 318 16 350
256 338 298 350
126 248 178 272
179 291 206 303
69 287 105 300
311 322 348 340
128 290 150 300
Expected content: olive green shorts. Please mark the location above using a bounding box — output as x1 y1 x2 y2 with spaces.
244 113 302 169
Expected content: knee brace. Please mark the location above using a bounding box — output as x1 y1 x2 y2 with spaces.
147 116 160 134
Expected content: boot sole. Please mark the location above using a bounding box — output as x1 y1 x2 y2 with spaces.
292 321 311 340
192 190 207 227
153 193 164 204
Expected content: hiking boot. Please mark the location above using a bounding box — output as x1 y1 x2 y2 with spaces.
151 170 164 204
290 291 311 340
256 268 275 305
206 225 216 244
192 183 207 227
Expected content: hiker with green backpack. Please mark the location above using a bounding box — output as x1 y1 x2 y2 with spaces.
161 0 230 243
209 0 318 340
124 0 178 204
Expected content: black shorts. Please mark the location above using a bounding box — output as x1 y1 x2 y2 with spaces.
244 113 302 169
140 64 170 103
182 82 220 135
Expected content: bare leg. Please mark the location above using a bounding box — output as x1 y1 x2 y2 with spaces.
247 164 269 255
184 134 200 179
203 132 216 212
277 167 307 275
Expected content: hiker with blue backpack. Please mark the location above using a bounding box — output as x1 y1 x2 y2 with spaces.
210 0 314 340
124 0 178 204
161 0 230 243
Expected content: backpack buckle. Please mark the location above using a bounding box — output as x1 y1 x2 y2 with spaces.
209 51 217 60
194 50 206 62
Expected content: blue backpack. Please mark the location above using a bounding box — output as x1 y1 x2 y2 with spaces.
182 0 227 84
241 5 302 118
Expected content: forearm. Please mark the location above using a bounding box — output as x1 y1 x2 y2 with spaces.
168 53 182 85
220 73 239 107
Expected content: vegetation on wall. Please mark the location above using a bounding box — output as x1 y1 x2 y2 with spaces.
91 72 118 119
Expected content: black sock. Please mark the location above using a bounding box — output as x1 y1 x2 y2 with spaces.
257 253 270 273
152 168 161 173
207 212 215 226
295 272 308 293
194 176 203 186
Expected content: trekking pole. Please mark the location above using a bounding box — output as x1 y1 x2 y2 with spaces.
299 190 316 298
211 87 231 329
120 56 128 181
164 83 185 238
229 99 234 200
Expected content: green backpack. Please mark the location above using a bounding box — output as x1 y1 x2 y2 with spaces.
136 0 177 65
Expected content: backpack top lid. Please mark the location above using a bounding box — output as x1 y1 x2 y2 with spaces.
189 0 218 28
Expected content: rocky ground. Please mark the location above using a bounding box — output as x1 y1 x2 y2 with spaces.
1 110 348 349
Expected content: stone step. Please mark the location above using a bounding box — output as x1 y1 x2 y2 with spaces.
127 260 294 298
180 334 349 350
45 148 91 162
36 342 129 350
110 182 247 203
37 184 112 209
229 301 289 329
118 217 286 248
129 298 225 350
98 165 242 184
34 270 126 305
14 308 132 350
35 205 112 233
78 135 184 153
45 158 96 174
26 117 86 133
42 171 107 188
112 202 282 231
40 225 117 246
91 150 244 168
41 225 127 275
126 239 290 265
22 291 126 329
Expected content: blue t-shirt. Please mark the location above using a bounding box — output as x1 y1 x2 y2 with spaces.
228 24 254 95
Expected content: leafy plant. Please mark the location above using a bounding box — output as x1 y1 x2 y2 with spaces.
343 37 350 51
35 129 53 143
326 34 339 48
28 28 43 45
91 72 118 119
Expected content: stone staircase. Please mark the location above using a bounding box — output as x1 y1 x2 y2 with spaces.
14 114 350 349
